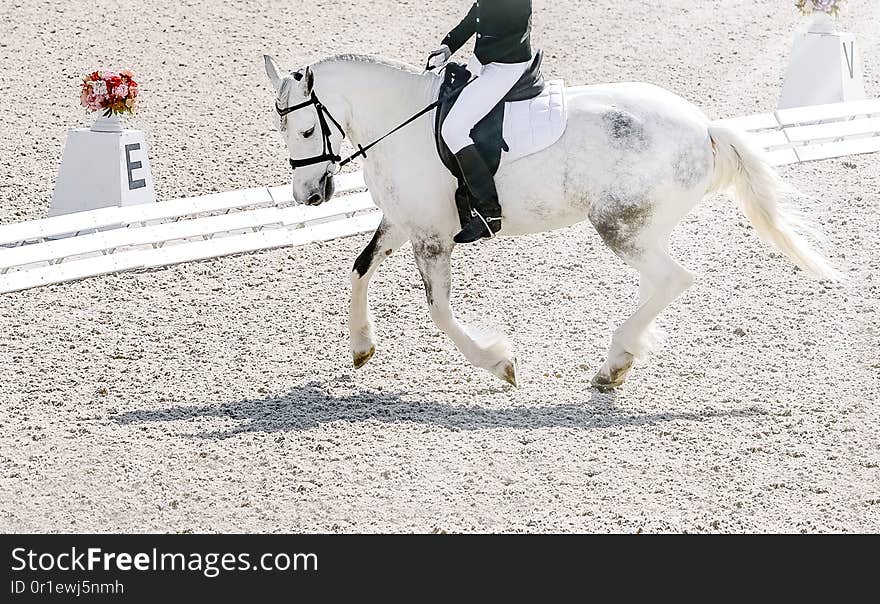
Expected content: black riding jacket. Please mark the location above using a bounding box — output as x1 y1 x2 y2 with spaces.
442 0 533 65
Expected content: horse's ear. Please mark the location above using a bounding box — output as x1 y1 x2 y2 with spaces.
303 67 315 96
264 55 283 93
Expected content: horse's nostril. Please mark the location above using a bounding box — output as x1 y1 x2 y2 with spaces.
307 194 322 205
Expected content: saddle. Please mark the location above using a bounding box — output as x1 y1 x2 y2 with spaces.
434 50 546 227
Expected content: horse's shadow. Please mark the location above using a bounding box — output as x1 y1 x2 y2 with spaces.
112 381 762 439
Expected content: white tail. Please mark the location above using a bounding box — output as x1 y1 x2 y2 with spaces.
708 124 839 280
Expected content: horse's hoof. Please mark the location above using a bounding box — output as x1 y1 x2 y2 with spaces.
490 357 519 387
590 355 634 391
591 372 624 392
590 358 633 392
353 346 375 369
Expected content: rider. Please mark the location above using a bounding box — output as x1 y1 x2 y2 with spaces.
427 0 534 244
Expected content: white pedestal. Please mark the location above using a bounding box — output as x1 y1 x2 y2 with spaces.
50 124 156 217
778 16 866 110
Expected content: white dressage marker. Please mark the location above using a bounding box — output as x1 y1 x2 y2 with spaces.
0 100 877 295
778 13 866 110
51 124 157 217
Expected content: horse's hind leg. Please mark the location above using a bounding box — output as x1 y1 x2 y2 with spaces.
412 237 518 386
593 245 694 390
589 200 695 390
350 219 408 368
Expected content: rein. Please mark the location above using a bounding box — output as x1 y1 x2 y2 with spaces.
275 67 477 173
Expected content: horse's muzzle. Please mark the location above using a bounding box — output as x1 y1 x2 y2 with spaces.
301 173 335 206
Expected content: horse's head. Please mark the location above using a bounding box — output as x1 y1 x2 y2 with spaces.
264 55 340 206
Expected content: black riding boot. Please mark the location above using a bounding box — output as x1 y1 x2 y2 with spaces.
452 145 502 244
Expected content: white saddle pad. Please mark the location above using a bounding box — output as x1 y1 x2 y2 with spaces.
500 80 568 166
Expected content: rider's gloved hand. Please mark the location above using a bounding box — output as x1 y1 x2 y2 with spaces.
426 45 452 70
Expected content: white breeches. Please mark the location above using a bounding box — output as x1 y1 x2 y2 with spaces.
440 54 532 154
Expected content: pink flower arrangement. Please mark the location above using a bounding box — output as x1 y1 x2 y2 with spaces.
80 70 139 117
796 0 845 16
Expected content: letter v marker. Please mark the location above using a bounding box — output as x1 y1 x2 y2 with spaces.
843 41 855 79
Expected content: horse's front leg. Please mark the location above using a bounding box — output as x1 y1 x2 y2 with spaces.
350 218 408 368
412 237 518 386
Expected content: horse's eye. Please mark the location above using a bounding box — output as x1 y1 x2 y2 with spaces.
302 126 316 139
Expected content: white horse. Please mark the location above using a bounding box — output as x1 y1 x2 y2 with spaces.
263 53 836 391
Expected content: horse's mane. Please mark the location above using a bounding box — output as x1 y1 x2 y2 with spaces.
314 53 422 75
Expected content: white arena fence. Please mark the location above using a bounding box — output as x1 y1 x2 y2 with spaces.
0 172 379 294
717 98 880 166
1 99 878 294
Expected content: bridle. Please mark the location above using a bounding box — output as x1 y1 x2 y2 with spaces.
274 72 357 173
274 67 478 174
